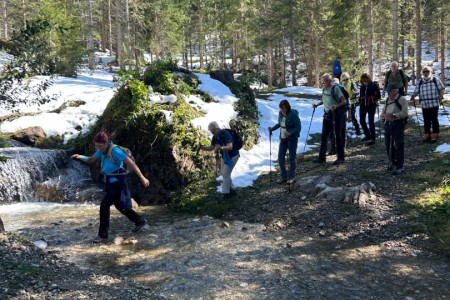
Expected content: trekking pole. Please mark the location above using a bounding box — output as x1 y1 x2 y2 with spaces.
377 106 382 142
269 130 272 183
302 107 316 153
412 98 423 139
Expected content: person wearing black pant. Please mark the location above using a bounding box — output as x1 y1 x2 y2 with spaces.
71 131 150 243
359 73 381 144
381 84 408 175
313 73 348 165
341 72 360 136
411 66 445 142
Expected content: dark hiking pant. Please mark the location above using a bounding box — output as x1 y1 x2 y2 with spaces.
320 110 345 161
422 106 440 135
360 104 376 140
384 120 405 169
278 136 298 180
98 176 144 238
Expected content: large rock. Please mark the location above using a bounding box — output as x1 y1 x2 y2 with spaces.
209 70 234 85
11 126 46 146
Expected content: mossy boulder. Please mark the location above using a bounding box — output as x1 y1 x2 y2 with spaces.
79 80 212 205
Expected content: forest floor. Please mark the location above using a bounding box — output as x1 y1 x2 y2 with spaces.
1 120 450 299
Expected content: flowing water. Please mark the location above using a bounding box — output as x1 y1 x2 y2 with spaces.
0 147 96 203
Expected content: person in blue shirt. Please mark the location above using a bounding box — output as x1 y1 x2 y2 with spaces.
269 99 301 184
200 121 240 199
71 131 150 243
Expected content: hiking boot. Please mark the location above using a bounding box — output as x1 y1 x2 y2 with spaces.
276 178 287 184
92 235 108 244
333 159 345 165
287 178 295 184
422 133 430 142
393 167 404 175
132 220 148 233
431 133 439 143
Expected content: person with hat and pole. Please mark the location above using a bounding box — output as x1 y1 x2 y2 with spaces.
381 84 409 175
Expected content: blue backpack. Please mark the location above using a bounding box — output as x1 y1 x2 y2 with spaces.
333 59 342 75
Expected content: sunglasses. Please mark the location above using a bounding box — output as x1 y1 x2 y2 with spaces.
342 79 349 82
422 70 430 74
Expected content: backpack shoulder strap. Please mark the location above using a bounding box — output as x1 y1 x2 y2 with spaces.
432 77 439 91
394 94 402 110
107 144 118 164
331 85 340 104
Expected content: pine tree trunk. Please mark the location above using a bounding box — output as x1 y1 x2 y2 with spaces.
124 0 132 59
367 0 373 79
0 216 4 232
232 34 237 72
86 0 95 69
108 0 113 55
280 42 286 87
198 15 204 70
1 0 7 39
415 0 421 86
267 45 273 89
22 0 26 29
290 36 297 86
100 3 106 52
440 14 446 84
116 0 124 69
392 0 398 61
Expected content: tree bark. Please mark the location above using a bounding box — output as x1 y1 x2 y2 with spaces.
1 0 7 39
198 14 204 70
124 0 132 59
86 0 95 69
116 0 124 69
440 13 446 84
108 0 113 55
267 44 273 89
367 0 373 79
0 216 4 232
414 0 421 86
392 0 399 61
289 35 297 86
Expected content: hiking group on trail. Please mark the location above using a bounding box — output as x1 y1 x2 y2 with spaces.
69 60 446 241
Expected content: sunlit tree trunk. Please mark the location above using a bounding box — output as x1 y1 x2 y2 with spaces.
198 14 204 69
86 0 95 69
440 13 446 83
1 0 7 39
124 0 132 59
392 0 398 61
414 0 421 85
108 0 113 54
367 0 373 79
267 45 273 88
116 0 124 69
289 35 296 86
